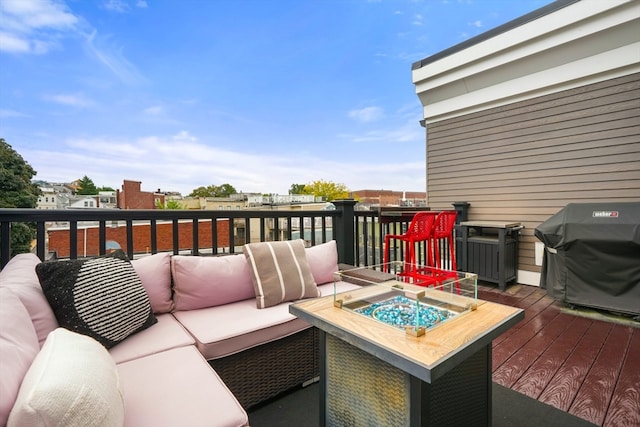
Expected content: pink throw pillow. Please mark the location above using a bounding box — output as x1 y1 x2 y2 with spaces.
171 254 256 311
0 253 58 346
131 252 174 313
0 288 40 426
306 240 339 285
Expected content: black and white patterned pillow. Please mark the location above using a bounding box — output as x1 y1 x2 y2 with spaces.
36 250 157 349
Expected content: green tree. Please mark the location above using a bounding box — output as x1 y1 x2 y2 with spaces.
98 186 115 192
289 184 306 195
76 175 98 195
188 183 237 198
0 138 41 256
302 179 351 202
155 199 183 209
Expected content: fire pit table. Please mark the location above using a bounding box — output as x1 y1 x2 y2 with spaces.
290 263 524 426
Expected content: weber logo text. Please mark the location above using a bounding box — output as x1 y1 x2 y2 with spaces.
592 211 619 218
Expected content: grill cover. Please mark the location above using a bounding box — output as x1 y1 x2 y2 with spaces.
535 202 640 315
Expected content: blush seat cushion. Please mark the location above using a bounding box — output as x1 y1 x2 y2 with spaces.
173 281 362 359
109 313 195 364
116 346 248 427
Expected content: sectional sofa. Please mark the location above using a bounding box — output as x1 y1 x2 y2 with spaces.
0 239 361 427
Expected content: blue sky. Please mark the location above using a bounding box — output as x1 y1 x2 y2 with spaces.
1 0 554 195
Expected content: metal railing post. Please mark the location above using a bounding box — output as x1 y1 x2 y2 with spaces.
332 199 357 265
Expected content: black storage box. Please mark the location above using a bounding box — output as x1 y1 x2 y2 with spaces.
535 202 640 316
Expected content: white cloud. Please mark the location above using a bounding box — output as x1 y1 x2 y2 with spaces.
103 0 129 13
348 106 384 123
0 108 29 118
0 31 28 52
84 29 146 85
0 0 78 54
469 20 483 28
20 130 426 195
143 105 165 115
44 93 95 107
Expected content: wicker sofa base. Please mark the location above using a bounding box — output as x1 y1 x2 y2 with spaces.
208 327 319 409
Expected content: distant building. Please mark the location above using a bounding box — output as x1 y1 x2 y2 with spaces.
353 190 427 208
36 187 57 210
117 180 165 209
98 191 117 209
67 196 99 209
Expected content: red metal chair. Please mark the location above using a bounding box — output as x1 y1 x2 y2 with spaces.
405 210 460 290
431 210 458 271
383 211 438 273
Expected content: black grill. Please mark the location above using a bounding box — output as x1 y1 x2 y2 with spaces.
535 202 640 316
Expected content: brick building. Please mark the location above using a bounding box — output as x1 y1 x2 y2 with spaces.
117 180 165 209
47 219 231 258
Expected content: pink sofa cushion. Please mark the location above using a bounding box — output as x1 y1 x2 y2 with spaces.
116 346 248 427
109 313 194 364
172 254 256 311
131 252 174 313
306 240 339 285
173 280 361 359
0 288 40 426
0 253 58 346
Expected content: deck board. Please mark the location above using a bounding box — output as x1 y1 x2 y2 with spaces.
604 328 640 427
493 310 573 388
537 321 612 411
511 315 591 399
477 282 639 427
492 302 561 369
569 325 634 425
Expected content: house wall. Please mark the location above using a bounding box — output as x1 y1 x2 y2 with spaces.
412 0 640 286
425 72 640 284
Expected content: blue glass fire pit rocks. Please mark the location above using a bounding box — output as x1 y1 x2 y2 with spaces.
354 295 453 330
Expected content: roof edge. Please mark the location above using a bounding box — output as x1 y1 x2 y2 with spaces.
411 0 581 71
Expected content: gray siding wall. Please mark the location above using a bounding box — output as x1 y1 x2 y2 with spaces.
425 72 640 275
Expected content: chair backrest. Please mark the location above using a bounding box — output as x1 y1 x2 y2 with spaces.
432 211 458 239
407 212 438 241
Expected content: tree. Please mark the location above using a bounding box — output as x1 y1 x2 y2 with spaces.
0 138 41 256
289 184 306 195
301 179 351 202
188 183 237 198
155 199 183 209
76 175 98 195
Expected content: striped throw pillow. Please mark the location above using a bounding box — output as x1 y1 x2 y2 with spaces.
36 250 156 349
243 240 319 309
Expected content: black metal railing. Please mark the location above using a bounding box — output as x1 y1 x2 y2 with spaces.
1 200 469 271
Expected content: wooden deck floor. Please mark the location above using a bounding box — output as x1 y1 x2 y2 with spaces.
478 283 640 427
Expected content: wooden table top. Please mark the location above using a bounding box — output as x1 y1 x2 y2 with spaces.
290 283 524 383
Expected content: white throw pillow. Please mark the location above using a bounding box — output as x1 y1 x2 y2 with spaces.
8 328 125 427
